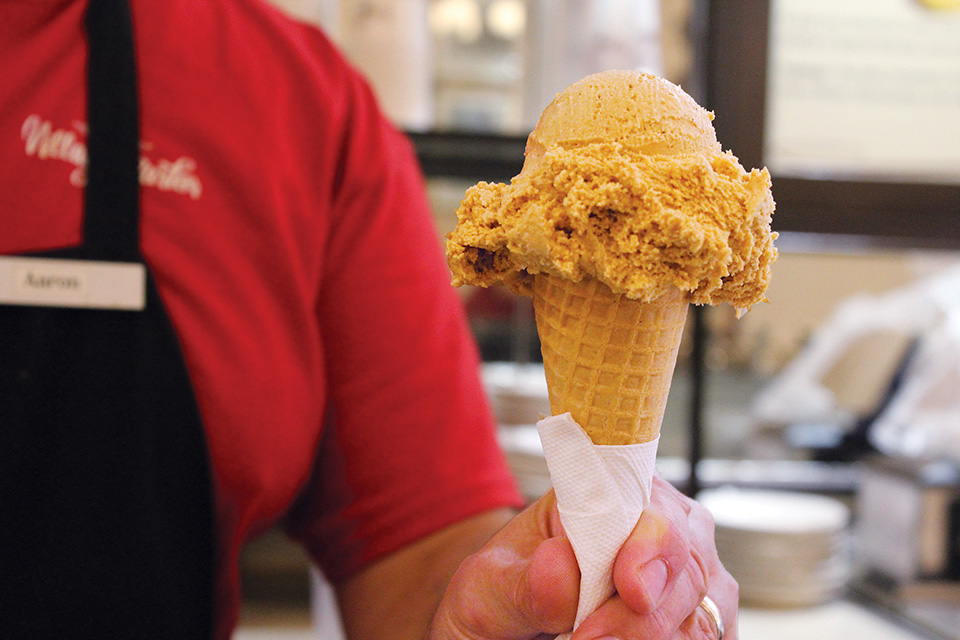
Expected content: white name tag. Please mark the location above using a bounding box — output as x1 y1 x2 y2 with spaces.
0 256 146 311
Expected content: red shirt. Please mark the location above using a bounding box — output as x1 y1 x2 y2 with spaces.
0 0 522 636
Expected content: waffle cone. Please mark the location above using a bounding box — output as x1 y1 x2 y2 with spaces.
533 274 688 445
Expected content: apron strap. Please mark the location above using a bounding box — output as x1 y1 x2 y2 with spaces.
1 4 216 638
83 0 141 262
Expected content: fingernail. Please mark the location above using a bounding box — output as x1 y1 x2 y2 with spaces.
637 558 668 606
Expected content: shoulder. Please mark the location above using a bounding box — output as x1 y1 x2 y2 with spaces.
131 0 395 181
132 0 371 112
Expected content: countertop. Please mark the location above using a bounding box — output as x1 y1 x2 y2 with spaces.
236 598 953 640
739 600 946 640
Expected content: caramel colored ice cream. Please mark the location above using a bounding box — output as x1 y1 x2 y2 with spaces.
447 71 776 316
447 71 776 444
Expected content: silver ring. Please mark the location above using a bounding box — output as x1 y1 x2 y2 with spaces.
698 595 724 640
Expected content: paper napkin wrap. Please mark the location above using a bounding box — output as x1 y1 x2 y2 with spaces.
536 413 659 639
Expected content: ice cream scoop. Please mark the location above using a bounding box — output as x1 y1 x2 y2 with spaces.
447 70 776 446
447 70 776 312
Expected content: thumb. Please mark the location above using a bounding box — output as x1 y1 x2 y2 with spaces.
429 491 580 639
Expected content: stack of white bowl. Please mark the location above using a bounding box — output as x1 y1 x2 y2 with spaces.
482 362 551 426
698 487 852 608
483 362 553 501
496 425 551 502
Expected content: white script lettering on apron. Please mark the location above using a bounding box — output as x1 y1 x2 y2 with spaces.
20 114 203 200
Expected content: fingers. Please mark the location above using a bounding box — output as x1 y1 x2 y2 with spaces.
674 603 722 640
572 474 739 640
576 547 708 640
428 491 580 640
613 475 705 614
525 535 581 630
502 490 580 633
691 569 738 640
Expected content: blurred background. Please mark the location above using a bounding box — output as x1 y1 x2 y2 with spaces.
240 1 960 638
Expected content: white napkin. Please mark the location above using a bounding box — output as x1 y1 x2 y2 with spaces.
537 413 660 639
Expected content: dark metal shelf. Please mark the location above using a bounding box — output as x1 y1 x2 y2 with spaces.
407 130 527 183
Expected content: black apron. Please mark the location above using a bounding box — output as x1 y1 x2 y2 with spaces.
0 0 215 637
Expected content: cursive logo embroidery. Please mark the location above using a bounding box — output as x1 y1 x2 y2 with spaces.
20 114 203 200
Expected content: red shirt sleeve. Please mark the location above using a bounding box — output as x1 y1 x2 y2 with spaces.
283 71 522 582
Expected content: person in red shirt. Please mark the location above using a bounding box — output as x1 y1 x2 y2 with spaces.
0 1 735 638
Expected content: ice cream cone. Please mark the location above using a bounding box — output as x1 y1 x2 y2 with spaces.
533 273 688 445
